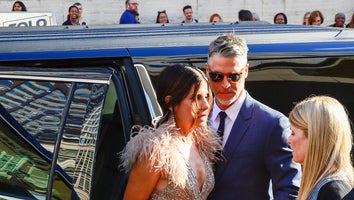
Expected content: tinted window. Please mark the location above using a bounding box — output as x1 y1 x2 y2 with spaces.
246 56 354 124
143 55 354 126
0 114 75 199
0 74 109 199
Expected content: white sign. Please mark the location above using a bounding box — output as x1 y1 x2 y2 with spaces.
0 12 57 27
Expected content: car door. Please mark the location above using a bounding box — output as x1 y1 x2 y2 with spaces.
0 62 157 199
0 66 114 199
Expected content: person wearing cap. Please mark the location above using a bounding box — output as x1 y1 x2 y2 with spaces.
329 12 346 28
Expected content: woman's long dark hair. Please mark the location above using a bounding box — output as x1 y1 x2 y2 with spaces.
155 64 211 127
156 10 169 23
273 12 287 24
12 1 27 11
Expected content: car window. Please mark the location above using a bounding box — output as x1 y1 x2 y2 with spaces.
141 56 354 126
0 107 76 199
0 68 111 199
246 56 354 123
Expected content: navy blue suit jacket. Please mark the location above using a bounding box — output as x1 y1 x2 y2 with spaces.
209 93 302 200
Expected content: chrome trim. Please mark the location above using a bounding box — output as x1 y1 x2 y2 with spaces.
0 75 109 84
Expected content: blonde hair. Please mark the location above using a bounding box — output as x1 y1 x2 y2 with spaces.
289 96 354 200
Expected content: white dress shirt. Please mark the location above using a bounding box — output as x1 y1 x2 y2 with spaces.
209 92 246 147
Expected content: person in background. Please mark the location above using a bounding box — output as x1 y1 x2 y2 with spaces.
209 13 222 23
329 12 346 28
73 2 86 25
135 12 140 23
238 9 253 21
156 10 169 23
12 1 27 11
274 12 288 24
347 13 354 28
309 10 324 26
303 12 311 25
62 5 80 26
287 96 354 200
119 0 139 24
206 33 302 200
181 5 198 23
120 64 221 199
252 12 260 21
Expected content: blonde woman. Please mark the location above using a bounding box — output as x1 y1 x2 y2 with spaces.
288 96 354 200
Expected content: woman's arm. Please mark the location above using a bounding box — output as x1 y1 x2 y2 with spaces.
123 157 161 200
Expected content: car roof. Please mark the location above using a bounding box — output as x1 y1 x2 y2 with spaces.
0 22 354 61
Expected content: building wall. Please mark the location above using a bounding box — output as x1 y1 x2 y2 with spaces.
1 0 353 26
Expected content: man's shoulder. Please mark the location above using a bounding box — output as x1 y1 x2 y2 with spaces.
181 19 199 23
246 93 285 118
120 10 136 24
121 10 132 17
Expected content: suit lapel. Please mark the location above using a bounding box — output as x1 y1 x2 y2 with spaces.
215 93 254 182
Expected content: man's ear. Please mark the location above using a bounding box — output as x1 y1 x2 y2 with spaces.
164 96 172 111
205 63 209 73
244 63 249 78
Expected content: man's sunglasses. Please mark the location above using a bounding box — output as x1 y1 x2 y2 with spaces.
208 71 243 82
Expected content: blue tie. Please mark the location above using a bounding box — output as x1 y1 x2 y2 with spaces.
217 111 227 140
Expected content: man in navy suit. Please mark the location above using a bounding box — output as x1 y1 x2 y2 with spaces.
206 33 302 200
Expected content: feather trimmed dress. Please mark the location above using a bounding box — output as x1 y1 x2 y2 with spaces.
120 120 221 200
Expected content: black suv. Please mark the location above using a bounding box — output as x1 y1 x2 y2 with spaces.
0 23 353 199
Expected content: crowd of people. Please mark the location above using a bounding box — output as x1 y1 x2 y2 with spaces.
11 0 354 28
118 1 354 28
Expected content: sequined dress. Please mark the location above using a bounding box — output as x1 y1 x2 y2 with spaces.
149 154 214 200
120 120 220 200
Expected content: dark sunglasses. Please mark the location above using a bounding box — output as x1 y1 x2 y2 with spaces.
208 71 243 82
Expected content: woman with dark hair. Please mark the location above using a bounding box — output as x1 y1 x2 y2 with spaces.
12 1 27 11
62 5 80 26
156 10 169 23
274 12 287 24
120 64 221 199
